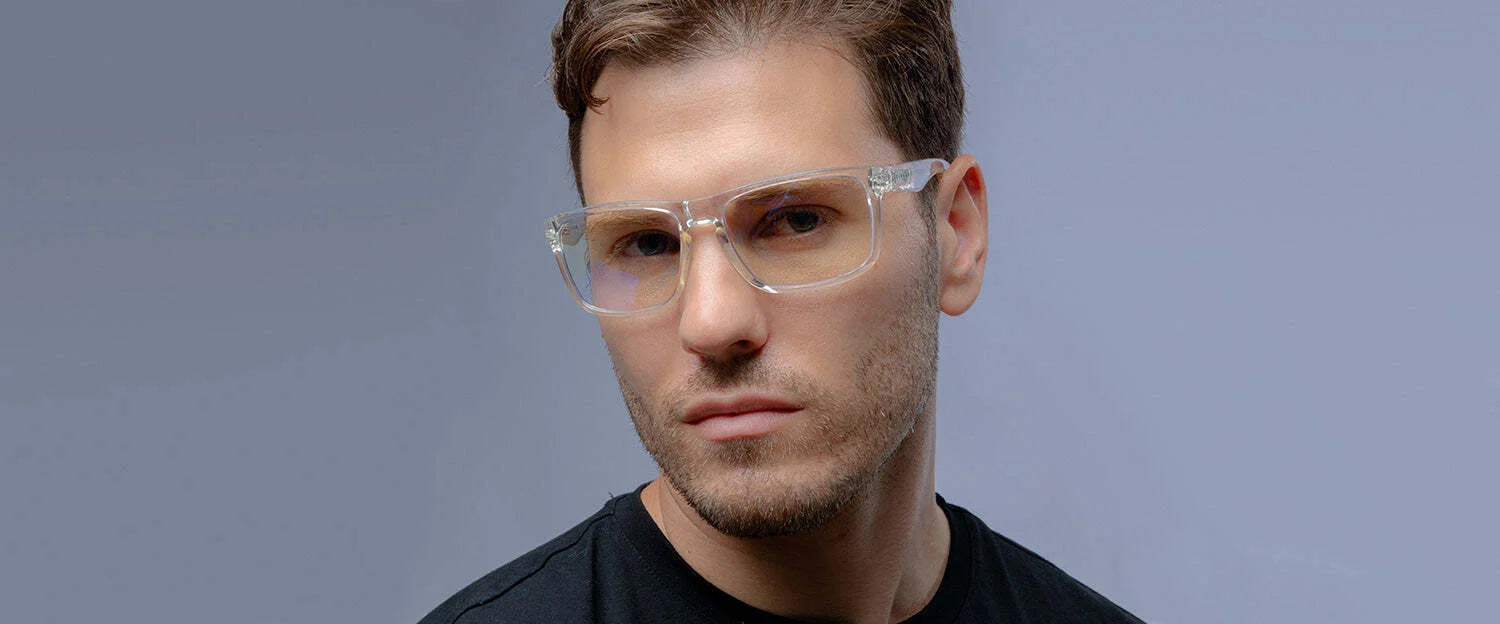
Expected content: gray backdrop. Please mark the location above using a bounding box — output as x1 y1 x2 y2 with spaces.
3 1 1496 622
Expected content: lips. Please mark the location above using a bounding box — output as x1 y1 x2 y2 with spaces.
682 394 801 442
682 394 801 424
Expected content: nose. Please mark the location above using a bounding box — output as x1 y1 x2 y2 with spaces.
676 221 769 363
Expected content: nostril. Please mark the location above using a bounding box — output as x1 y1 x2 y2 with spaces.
692 342 763 371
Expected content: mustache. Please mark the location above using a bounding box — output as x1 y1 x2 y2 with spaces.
690 352 766 389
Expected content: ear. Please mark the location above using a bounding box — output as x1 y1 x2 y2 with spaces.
934 155 989 316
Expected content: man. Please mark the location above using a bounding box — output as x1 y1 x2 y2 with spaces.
422 1 1143 622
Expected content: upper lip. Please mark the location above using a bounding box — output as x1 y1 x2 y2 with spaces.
682 394 802 424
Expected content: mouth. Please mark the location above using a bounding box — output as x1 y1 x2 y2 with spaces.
682 395 801 442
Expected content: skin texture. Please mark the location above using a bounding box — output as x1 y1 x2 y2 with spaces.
579 39 989 623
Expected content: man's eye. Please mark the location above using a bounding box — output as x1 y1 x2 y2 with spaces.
783 210 822 233
756 206 829 238
617 230 680 257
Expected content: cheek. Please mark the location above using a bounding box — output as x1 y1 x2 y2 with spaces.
599 318 677 389
765 266 912 368
798 225 933 356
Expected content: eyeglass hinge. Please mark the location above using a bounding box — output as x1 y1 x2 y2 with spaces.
546 220 582 250
870 166 911 195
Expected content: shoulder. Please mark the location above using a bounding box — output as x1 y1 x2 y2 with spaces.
943 500 1146 623
416 500 623 624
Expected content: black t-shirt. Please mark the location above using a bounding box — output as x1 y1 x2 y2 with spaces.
420 484 1143 623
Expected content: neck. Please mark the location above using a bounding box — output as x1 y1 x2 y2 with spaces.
641 407 949 623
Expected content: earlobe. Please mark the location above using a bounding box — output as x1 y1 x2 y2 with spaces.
937 155 989 316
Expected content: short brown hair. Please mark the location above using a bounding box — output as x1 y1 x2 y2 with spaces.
549 0 965 200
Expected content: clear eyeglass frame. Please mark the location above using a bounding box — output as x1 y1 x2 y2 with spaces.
544 158 950 316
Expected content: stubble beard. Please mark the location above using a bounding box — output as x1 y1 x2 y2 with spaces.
612 240 941 539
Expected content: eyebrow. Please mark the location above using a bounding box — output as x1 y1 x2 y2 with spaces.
584 211 679 234
733 178 849 205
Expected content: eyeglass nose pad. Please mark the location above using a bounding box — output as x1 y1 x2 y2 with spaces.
712 223 772 292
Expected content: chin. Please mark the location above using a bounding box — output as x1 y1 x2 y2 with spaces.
665 453 871 538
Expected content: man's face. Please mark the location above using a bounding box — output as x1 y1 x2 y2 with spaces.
579 40 941 538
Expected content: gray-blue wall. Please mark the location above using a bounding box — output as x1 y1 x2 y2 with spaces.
4 2 1496 622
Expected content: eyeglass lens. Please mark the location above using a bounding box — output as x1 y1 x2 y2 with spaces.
557 175 873 312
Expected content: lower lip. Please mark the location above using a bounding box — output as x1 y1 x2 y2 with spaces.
690 410 794 442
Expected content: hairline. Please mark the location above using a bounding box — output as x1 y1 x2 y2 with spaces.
573 35 908 208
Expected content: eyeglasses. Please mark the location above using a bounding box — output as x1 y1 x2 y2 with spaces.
544 158 950 316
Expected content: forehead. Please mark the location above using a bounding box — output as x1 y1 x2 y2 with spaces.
578 39 900 204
